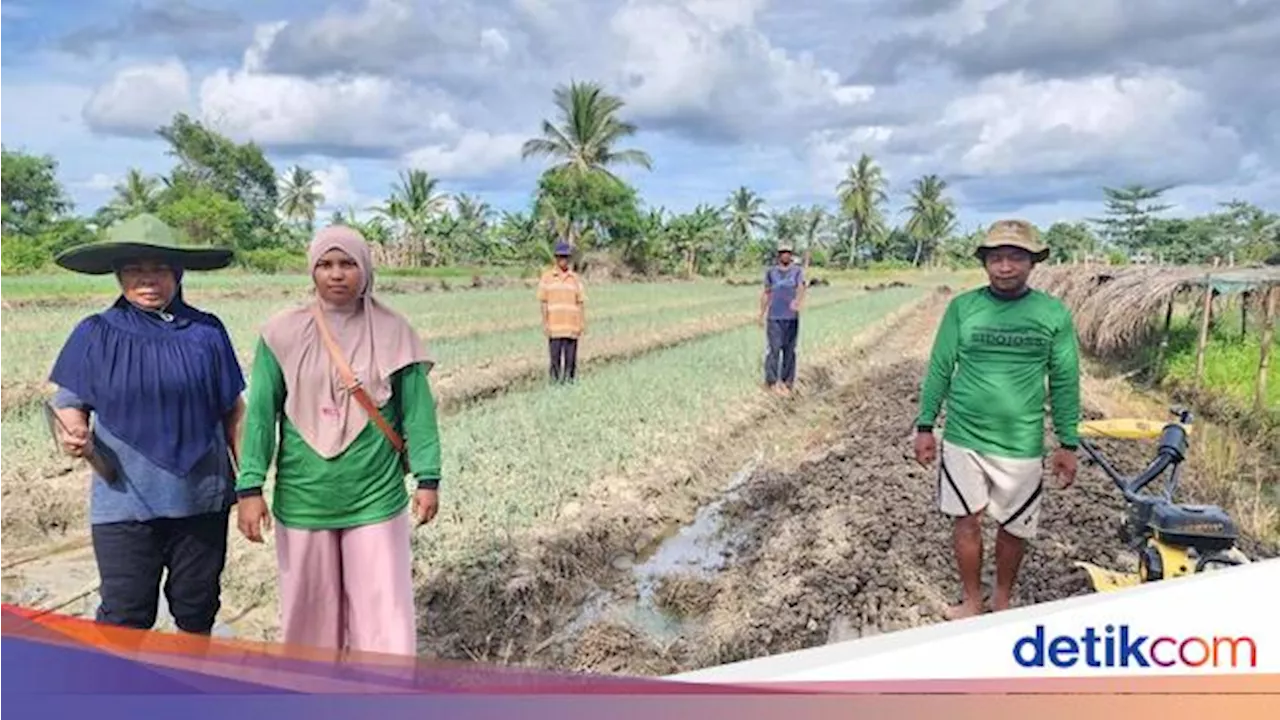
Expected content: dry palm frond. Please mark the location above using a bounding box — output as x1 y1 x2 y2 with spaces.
1036 265 1206 357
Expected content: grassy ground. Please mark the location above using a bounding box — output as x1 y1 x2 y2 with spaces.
1160 317 1280 417
0 263 971 303
0 271 933 406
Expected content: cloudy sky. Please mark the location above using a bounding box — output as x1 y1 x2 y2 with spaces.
3 0 1278 231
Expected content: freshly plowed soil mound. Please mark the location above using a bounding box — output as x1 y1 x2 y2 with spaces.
679 359 1279 669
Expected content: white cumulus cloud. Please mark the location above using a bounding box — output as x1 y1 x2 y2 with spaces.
31 0 1279 225
939 71 1242 180
607 0 873 140
403 131 527 179
83 58 192 136
312 163 362 210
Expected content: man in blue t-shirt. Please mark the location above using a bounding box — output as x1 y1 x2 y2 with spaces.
759 243 806 395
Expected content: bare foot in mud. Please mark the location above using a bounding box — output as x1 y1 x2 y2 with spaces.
943 600 984 620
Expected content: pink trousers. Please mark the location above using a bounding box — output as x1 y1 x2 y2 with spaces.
274 509 417 656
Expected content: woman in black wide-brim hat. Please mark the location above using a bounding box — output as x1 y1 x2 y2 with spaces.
47 213 247 636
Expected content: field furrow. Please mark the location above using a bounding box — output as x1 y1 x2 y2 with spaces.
214 286 926 640
428 285 869 411
1 281 751 383
0 285 870 503
0 280 873 548
0 284 926 641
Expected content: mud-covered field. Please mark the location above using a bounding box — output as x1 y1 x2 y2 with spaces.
416 290 1278 676
683 360 1149 665
693 367 1280 672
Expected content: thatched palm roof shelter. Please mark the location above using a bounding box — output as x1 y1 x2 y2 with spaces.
1036 264 1279 412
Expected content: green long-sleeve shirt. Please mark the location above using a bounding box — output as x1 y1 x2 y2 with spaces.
235 338 442 530
916 286 1081 459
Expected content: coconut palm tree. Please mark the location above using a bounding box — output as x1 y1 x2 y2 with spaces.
836 153 889 268
92 168 161 228
521 80 653 182
723 186 768 267
278 165 324 231
496 210 542 264
372 169 451 266
443 194 493 263
666 205 724 276
110 168 161 216
903 174 957 266
453 194 493 232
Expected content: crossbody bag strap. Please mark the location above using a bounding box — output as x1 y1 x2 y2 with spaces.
309 304 407 457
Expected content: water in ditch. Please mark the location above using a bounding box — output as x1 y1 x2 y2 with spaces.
563 453 762 643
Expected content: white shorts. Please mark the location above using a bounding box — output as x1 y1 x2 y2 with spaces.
938 440 1044 539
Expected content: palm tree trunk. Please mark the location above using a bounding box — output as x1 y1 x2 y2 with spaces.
849 219 861 269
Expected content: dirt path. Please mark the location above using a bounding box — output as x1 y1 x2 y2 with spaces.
690 375 1280 673
675 359 1122 669
0 533 250 638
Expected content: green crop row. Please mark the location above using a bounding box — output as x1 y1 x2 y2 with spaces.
0 281 855 388
408 285 925 569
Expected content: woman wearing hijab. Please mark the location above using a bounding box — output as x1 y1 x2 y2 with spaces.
234 225 441 656
47 213 246 636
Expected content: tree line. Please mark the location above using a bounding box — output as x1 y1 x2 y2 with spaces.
4 80 1278 276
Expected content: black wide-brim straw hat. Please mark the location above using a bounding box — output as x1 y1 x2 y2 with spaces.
54 213 235 275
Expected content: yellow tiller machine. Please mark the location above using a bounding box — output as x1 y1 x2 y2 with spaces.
1073 408 1252 592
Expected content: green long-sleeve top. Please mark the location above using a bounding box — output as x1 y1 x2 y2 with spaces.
916 286 1082 459
235 337 442 530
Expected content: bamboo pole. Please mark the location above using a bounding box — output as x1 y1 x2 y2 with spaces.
1258 286 1276 413
1242 291 1249 337
1155 295 1175 380
1194 268 1216 391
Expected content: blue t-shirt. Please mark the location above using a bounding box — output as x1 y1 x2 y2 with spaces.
54 387 236 525
764 264 805 320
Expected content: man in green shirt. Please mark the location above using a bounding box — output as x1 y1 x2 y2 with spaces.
914 219 1081 620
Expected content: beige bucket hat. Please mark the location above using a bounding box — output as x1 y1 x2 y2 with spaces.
975 219 1050 263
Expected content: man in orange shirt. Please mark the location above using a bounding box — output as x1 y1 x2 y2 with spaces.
537 242 586 384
